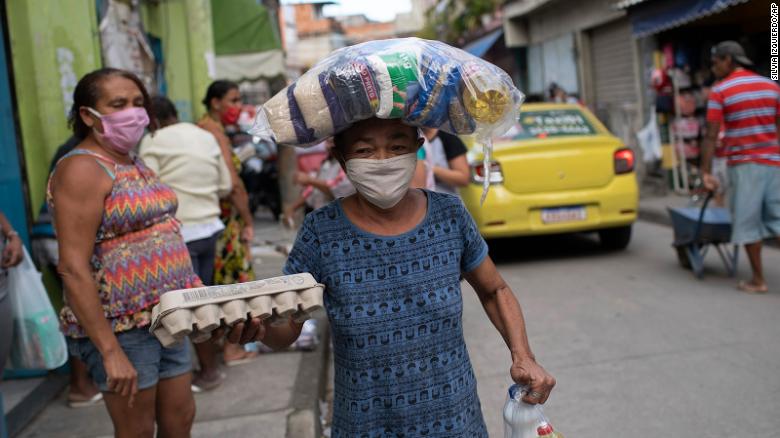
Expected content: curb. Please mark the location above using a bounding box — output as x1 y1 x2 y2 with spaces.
7 374 67 437
638 207 672 228
286 317 330 438
249 233 330 438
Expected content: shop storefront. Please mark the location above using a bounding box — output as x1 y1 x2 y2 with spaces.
503 0 643 153
0 0 225 432
586 16 642 148
621 0 770 192
503 0 584 100
3 0 216 226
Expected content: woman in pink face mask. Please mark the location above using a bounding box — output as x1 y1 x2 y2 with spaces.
48 68 199 436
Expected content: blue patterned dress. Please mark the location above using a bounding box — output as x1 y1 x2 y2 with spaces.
284 190 489 437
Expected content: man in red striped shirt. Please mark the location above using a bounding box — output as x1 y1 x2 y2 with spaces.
702 41 780 294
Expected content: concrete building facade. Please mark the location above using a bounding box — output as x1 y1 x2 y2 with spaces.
503 0 645 156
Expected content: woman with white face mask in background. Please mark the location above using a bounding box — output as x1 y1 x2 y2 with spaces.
226 117 555 437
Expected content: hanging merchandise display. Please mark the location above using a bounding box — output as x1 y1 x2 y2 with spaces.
99 0 157 92
637 109 662 163
250 38 524 202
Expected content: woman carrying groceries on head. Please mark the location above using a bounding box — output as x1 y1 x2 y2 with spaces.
48 68 198 437
228 117 556 437
197 81 258 370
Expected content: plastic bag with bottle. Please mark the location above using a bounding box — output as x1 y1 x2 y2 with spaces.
504 384 564 438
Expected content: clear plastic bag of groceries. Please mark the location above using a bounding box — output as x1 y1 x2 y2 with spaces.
504 384 564 438
250 38 523 148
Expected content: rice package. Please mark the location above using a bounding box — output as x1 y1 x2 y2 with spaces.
252 38 522 144
250 38 525 201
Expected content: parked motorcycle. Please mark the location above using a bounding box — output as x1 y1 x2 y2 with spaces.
229 130 282 220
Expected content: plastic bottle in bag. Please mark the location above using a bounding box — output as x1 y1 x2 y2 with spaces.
504 384 538 438
536 422 564 438
504 384 564 438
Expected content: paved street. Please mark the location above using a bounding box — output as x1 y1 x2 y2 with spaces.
465 221 780 437
11 218 780 438
13 218 325 438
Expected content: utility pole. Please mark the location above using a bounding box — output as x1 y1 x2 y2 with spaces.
269 0 300 227
277 143 299 225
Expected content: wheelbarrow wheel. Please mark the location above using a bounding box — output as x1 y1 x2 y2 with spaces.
599 225 632 250
675 246 692 270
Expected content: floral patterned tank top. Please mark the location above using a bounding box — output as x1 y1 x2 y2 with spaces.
47 149 201 338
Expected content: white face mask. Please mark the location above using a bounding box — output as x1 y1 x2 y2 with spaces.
345 153 418 209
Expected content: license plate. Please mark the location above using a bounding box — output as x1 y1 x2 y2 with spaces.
541 206 587 224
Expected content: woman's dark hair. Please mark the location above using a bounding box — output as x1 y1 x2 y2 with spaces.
202 80 239 110
151 95 178 125
332 121 421 154
68 68 155 139
333 130 348 153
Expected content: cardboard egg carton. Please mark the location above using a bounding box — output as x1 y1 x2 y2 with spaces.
149 273 324 347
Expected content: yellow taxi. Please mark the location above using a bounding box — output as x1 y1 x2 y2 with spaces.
460 103 639 249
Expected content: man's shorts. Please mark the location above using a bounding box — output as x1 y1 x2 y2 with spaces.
68 328 191 392
728 163 780 245
712 157 729 196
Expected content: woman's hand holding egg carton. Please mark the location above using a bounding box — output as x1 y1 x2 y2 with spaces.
149 273 324 347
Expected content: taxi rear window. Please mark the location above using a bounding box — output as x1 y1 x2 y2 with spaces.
498 109 597 140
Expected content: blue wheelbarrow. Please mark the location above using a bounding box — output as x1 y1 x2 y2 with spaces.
667 193 738 279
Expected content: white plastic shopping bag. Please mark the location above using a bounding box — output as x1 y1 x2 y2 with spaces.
504 384 564 438
637 108 662 162
7 247 67 370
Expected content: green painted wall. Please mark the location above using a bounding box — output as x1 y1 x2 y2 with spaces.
185 0 215 121
143 0 215 122
7 0 215 214
6 0 102 215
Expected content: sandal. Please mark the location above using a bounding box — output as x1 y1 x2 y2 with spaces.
67 392 104 409
191 371 226 393
737 281 768 294
224 350 259 367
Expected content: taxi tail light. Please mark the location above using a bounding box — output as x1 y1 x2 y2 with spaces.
614 148 635 174
471 161 504 184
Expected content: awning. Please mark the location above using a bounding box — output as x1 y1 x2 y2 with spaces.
281 0 337 4
211 0 284 81
463 29 503 58
628 0 750 37
215 50 285 82
503 0 556 19
614 0 649 9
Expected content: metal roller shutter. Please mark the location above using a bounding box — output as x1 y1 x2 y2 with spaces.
589 18 639 144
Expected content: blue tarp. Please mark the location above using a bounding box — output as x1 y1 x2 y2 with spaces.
463 29 503 58
629 0 749 37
